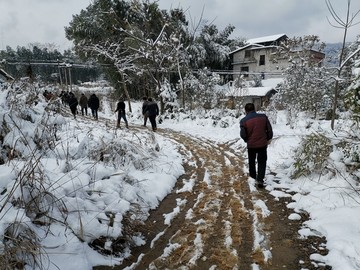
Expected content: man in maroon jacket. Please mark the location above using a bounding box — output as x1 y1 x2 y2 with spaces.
240 103 273 188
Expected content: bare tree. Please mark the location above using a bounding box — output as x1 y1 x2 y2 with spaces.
326 0 360 129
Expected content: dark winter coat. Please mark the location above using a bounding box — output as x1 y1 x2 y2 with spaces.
240 111 273 148
79 94 88 108
142 100 149 115
68 96 78 109
145 101 159 116
115 101 126 115
88 94 99 110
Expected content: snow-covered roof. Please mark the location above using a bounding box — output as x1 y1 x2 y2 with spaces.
261 78 283 88
218 78 283 97
247 33 287 45
229 34 287 55
229 44 263 55
242 87 274 97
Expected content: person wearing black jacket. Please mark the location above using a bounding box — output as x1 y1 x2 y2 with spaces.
240 103 273 188
67 92 78 119
114 97 128 128
145 97 159 131
88 93 100 120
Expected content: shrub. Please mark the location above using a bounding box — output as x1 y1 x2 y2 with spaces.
291 133 332 179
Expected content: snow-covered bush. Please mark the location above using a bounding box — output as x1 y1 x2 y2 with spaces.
182 68 223 110
159 79 179 112
291 133 332 179
344 61 360 124
0 82 184 267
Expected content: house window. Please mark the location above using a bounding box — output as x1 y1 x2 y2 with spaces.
259 55 265 66
244 50 251 58
241 66 249 77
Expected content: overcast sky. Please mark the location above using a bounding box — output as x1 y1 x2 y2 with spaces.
1 0 359 52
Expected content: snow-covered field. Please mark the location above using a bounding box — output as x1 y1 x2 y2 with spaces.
0 84 359 270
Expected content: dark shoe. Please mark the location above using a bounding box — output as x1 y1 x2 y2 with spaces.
257 182 265 188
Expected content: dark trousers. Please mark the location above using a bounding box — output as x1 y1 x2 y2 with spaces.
149 115 157 130
117 113 128 127
81 106 88 116
247 146 267 182
143 113 148 126
70 106 77 118
91 109 98 120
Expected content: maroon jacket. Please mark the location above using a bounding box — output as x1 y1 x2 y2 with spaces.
240 111 273 148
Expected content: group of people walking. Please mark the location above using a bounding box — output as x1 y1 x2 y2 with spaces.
114 96 159 131
58 89 271 189
58 91 160 131
115 99 272 189
59 91 100 120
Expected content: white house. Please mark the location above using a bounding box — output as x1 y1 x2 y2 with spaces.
229 33 289 80
229 33 325 81
226 33 325 109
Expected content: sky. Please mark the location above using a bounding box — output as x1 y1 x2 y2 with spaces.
1 79 360 269
1 0 360 52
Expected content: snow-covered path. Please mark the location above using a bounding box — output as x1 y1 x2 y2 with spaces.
95 127 330 270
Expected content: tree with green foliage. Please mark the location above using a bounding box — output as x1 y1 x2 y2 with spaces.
65 0 244 111
65 0 189 108
0 45 101 84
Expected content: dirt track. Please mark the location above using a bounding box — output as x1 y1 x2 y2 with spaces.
94 127 331 270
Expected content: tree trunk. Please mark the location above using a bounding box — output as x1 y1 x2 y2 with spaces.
328 0 350 130
120 74 132 113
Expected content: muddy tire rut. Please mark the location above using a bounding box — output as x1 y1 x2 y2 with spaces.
94 127 331 270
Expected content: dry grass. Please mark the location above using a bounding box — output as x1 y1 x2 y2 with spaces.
0 222 44 270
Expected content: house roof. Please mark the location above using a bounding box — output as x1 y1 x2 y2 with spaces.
229 44 263 55
247 33 287 45
229 33 288 55
218 78 283 97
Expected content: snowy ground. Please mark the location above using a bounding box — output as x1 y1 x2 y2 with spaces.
0 87 360 270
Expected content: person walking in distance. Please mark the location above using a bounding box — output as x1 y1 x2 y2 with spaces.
67 92 78 119
114 97 128 128
88 93 100 120
79 93 88 116
145 97 159 131
142 96 149 127
240 103 273 188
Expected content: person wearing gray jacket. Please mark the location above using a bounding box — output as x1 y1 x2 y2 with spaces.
79 93 88 116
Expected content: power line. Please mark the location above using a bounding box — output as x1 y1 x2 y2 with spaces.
2 59 284 77
3 60 102 68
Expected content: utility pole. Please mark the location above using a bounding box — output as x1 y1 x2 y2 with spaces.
64 66 69 91
57 60 63 86
68 64 72 92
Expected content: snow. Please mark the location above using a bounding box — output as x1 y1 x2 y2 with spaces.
1 83 360 270
247 33 287 45
217 78 283 97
